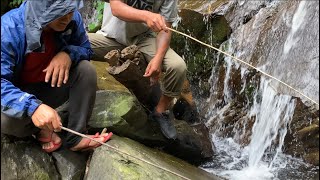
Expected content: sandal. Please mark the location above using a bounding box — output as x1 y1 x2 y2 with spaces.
42 141 62 153
70 131 113 152
36 130 62 153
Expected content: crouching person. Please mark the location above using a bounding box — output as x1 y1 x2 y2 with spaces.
1 0 112 153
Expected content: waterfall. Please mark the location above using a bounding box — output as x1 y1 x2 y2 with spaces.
199 0 318 179
247 78 296 170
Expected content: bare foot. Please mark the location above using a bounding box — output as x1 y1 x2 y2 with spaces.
70 133 112 151
37 129 62 152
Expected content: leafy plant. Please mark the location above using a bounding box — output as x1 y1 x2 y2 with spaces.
88 0 105 33
9 0 23 8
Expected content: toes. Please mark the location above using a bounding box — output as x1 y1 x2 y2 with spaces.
42 142 53 150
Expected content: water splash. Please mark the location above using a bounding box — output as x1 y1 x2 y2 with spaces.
204 78 297 180
248 78 296 168
283 1 307 54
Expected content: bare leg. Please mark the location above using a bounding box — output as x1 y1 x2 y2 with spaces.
155 94 173 113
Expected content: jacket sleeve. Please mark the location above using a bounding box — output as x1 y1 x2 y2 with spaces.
61 11 93 63
1 19 42 119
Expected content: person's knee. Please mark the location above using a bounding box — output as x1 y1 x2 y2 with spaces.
168 58 187 77
76 60 97 85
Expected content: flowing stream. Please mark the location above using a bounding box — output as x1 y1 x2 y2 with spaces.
182 0 319 179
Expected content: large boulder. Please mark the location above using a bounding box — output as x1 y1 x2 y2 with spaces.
1 135 59 180
85 135 220 180
90 61 214 164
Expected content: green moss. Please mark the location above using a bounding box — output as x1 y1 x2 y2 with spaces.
109 96 134 117
33 172 50 180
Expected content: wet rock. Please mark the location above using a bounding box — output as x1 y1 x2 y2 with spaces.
303 151 319 166
85 135 220 180
88 90 157 142
88 89 213 164
52 149 90 180
1 135 59 180
91 59 213 163
164 122 214 164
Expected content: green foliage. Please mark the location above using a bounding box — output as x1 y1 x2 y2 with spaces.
9 0 23 8
88 0 105 33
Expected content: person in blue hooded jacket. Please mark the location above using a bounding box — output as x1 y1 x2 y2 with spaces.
1 0 112 152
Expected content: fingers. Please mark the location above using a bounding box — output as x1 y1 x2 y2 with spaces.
63 68 69 84
57 67 65 87
31 104 61 132
44 67 53 83
44 52 72 86
52 112 62 132
148 14 167 32
51 67 60 87
160 16 168 32
143 64 151 77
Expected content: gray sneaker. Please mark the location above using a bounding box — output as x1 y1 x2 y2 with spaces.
150 110 177 139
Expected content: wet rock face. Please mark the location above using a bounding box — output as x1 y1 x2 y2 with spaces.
201 0 319 165
284 99 319 164
86 135 220 180
1 135 59 180
171 8 231 99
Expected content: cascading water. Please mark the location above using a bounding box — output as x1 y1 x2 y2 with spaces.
193 0 319 179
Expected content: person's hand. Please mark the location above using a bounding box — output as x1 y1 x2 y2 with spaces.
145 12 168 32
143 58 162 86
31 104 62 132
43 51 72 87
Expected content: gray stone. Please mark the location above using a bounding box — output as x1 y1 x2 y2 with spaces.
85 135 220 180
52 149 90 180
1 135 59 180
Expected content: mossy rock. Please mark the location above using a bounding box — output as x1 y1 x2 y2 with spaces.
86 135 220 180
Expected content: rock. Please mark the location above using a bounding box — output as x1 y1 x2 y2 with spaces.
303 151 319 166
52 149 90 180
85 135 220 180
165 122 214 164
91 60 213 163
172 98 200 123
89 90 213 164
88 90 165 144
297 124 319 140
1 135 59 180
91 61 129 93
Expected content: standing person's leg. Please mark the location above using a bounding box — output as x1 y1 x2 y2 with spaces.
88 33 126 61
137 34 187 139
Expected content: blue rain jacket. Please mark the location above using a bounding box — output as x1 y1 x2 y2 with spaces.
1 0 92 118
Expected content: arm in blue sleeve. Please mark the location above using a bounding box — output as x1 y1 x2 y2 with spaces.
62 11 93 63
1 23 42 119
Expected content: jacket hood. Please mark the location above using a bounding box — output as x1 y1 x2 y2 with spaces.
25 0 83 53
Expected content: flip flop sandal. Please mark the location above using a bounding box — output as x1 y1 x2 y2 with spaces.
80 132 113 152
37 131 54 143
42 141 62 153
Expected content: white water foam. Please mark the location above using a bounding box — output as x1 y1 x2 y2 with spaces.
204 78 297 180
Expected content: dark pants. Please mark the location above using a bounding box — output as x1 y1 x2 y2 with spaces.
1 60 97 148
